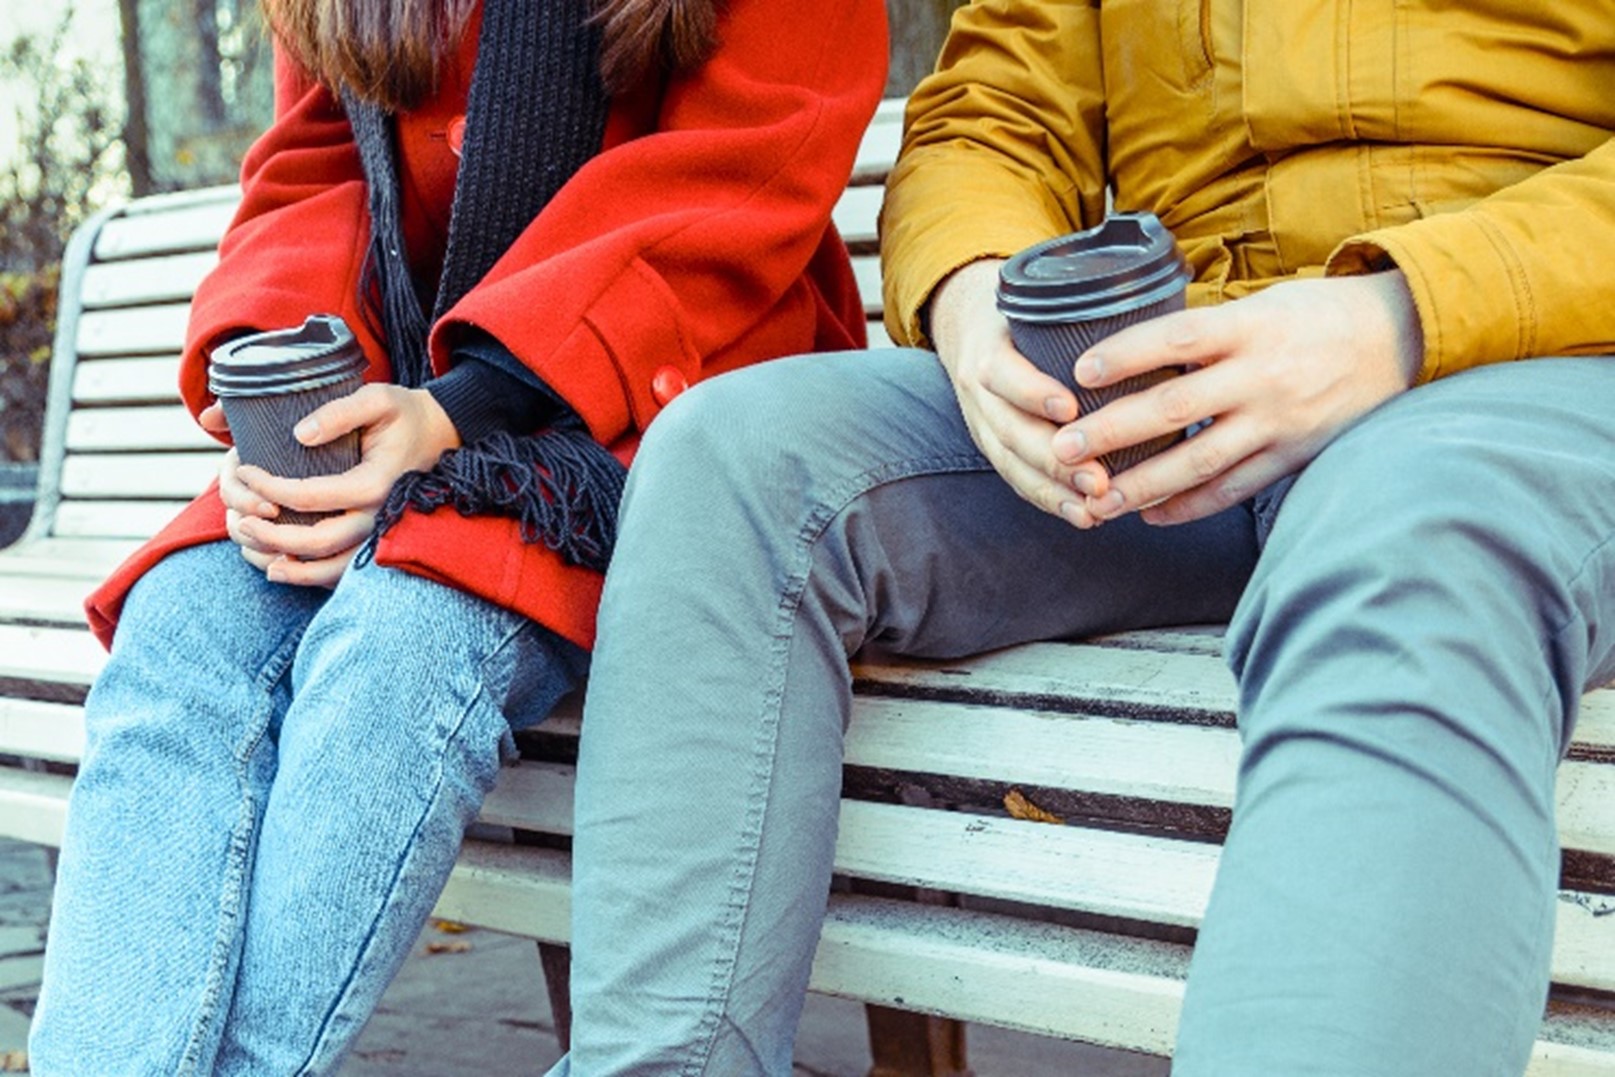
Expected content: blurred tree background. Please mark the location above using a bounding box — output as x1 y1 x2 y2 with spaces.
0 0 962 483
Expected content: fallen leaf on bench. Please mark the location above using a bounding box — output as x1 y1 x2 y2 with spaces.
1004 788 1063 825
0 1050 26 1072
431 918 469 933
425 940 473 955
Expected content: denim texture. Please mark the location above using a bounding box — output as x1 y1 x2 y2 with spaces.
31 541 586 1076
550 348 1615 1076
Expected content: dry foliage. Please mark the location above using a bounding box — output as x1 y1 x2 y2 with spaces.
1004 788 1064 825
0 268 59 462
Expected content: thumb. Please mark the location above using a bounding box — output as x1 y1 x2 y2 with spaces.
294 385 391 446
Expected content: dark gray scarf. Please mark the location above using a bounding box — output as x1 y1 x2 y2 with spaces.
343 0 624 572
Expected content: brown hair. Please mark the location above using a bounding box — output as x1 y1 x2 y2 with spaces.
262 0 720 110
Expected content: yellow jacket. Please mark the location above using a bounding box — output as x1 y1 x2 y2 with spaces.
882 1 1615 382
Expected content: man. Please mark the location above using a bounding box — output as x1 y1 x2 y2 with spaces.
553 3 1615 1073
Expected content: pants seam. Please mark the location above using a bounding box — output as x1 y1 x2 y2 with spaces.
292 617 531 1076
176 623 308 1077
682 451 989 1075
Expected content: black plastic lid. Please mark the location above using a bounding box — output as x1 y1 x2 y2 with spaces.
208 314 369 397
997 213 1191 323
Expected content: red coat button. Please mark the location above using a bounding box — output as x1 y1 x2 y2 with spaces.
446 116 467 157
651 366 688 406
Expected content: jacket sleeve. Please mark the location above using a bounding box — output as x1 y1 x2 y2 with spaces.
1328 137 1615 382
179 48 382 432
432 0 888 446
879 0 1107 349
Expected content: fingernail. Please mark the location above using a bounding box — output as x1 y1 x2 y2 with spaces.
1043 396 1070 421
1075 354 1103 385
294 418 318 442
1053 428 1087 462
1071 471 1098 498
1058 501 1088 528
266 561 286 583
1093 490 1126 517
258 501 278 517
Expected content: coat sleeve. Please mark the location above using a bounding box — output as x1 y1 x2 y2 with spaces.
432 0 888 446
178 48 383 432
878 0 1107 349
1327 137 1615 381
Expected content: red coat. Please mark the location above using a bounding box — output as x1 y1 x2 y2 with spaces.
86 0 888 651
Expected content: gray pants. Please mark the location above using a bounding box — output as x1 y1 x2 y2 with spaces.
552 348 1615 1076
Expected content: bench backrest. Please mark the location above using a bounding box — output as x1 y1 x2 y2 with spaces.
23 99 904 552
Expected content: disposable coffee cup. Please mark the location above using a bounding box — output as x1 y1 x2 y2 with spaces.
997 212 1192 475
208 314 369 525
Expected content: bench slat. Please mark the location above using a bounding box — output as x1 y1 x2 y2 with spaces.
66 406 218 453
73 356 183 405
832 184 883 245
433 839 572 942
855 643 1239 720
851 99 904 183
80 252 218 310
52 499 193 540
0 768 73 847
865 318 894 349
853 255 882 317
93 201 235 261
0 699 85 764
11 753 1615 997
849 695 1237 808
1578 693 1615 753
0 537 140 577
0 574 98 626
0 625 106 688
29 691 1615 864
430 851 1615 1072
60 453 217 500
840 798 1216 927
76 303 192 358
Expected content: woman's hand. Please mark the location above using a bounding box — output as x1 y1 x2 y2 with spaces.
929 259 1107 527
227 384 462 587
1050 270 1424 527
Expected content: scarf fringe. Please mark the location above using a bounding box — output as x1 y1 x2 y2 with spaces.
360 424 626 572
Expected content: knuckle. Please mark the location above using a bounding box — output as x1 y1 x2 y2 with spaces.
1086 412 1119 450
1214 475 1249 507
1186 439 1227 482
1157 381 1199 427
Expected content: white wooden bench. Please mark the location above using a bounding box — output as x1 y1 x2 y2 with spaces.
3 98 1614 1074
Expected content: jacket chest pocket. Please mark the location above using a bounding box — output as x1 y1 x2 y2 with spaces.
1241 0 1400 150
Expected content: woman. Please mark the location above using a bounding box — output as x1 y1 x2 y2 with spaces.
552 1 1615 1074
29 0 885 1072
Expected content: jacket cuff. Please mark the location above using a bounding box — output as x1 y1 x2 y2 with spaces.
1327 213 1532 384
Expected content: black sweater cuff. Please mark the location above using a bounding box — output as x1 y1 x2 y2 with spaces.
425 334 562 445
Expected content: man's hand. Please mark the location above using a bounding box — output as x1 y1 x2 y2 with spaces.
224 384 461 587
929 259 1110 527
1050 270 1424 526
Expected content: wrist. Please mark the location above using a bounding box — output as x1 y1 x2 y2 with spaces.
412 387 463 459
1368 270 1424 388
928 259 1007 371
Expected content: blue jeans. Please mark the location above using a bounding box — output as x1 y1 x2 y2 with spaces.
30 542 586 1076
550 348 1615 1076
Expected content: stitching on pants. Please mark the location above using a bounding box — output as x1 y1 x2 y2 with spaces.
683 451 989 1075
177 625 307 1076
